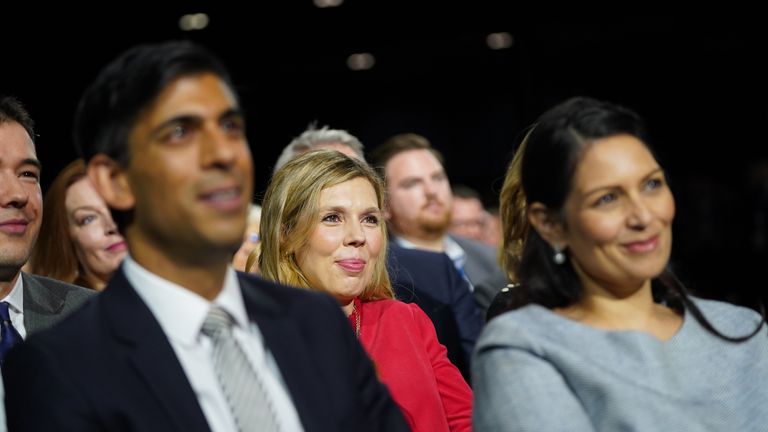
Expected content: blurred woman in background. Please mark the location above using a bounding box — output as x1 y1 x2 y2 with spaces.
29 159 126 290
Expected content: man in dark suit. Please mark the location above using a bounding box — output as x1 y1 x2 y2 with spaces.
0 96 94 350
3 41 406 431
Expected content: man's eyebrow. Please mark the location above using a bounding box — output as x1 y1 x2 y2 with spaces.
148 108 244 138
21 157 42 171
149 115 201 138
220 108 244 119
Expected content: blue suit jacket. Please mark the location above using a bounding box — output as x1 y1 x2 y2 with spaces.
3 268 407 432
387 243 483 380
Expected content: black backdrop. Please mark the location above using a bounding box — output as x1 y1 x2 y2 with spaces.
3 8 767 306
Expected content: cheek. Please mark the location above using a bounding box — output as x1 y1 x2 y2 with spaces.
657 192 676 224
307 229 342 257
72 227 105 255
438 183 452 199
365 229 383 258
32 188 42 213
571 213 624 246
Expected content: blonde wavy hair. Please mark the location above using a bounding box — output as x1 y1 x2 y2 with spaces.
257 149 394 301
498 128 534 283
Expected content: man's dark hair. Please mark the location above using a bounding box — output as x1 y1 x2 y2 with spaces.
73 40 234 166
0 96 35 143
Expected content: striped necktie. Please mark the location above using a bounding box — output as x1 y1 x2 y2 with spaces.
201 306 281 432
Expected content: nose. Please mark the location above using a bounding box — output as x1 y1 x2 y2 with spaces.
424 179 438 197
344 221 366 247
0 173 29 209
627 197 653 230
103 213 119 236
200 127 240 170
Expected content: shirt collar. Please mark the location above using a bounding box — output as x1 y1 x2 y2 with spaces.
393 235 467 266
2 273 25 314
443 235 467 265
123 254 249 346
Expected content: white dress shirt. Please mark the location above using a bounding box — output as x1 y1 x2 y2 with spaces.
0 273 24 432
1 273 27 338
123 255 304 432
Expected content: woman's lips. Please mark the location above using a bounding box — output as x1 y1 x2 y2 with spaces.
336 259 366 273
622 235 659 253
106 241 127 253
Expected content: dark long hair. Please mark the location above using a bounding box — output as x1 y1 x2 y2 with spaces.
28 160 96 289
499 96 763 341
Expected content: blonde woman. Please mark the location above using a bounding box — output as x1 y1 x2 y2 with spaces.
256 149 472 432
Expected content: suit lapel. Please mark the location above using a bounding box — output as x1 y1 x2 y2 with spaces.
22 273 66 334
103 269 211 432
238 275 332 430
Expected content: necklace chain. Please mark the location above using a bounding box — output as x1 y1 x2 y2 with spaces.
352 301 361 338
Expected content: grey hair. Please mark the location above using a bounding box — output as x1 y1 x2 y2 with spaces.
273 124 365 174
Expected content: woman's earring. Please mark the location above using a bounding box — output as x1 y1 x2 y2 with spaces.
553 246 566 265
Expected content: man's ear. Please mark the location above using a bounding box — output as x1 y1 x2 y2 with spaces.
527 202 566 249
87 154 135 211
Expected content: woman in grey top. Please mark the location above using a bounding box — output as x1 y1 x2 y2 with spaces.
473 96 768 431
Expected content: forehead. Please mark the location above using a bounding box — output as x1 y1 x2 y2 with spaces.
65 178 101 209
572 134 658 190
0 121 36 163
385 149 443 177
453 197 484 212
138 72 238 128
320 177 378 205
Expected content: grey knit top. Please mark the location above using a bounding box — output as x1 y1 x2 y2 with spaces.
472 297 768 431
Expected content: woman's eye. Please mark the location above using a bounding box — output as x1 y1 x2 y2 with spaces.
79 215 97 226
645 178 663 190
595 193 617 207
362 215 379 225
322 214 341 223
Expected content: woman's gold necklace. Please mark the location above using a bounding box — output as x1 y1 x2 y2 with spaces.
352 301 360 338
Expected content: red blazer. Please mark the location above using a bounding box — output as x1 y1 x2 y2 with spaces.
350 298 473 432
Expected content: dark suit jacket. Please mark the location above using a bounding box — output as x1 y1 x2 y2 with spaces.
451 235 509 315
387 243 483 381
3 268 407 432
21 272 95 335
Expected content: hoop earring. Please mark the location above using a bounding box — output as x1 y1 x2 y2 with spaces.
553 246 566 265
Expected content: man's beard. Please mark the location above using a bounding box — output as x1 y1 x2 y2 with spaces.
417 209 451 236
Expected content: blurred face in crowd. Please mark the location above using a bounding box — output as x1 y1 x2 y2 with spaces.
450 196 487 241
66 177 127 288
384 149 452 239
296 177 383 311
560 134 675 295
0 121 41 281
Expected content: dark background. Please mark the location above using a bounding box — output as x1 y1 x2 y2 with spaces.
3 7 767 307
